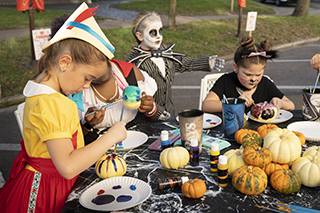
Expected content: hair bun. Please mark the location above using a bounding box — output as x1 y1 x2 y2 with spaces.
260 40 272 51
239 36 255 50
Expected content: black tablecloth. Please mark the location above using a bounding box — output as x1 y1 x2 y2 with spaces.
62 110 320 213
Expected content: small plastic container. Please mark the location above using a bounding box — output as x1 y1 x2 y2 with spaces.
210 142 220 172
157 176 189 190
189 138 199 166
218 155 228 187
161 130 171 150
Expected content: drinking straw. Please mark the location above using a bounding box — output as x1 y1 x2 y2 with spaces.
236 87 255 105
85 98 123 118
114 105 125 154
312 72 320 93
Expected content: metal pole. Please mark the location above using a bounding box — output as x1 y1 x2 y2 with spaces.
235 7 242 38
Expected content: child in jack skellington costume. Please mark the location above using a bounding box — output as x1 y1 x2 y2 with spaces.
127 11 225 122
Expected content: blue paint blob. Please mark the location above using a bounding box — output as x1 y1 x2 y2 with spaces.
116 195 132 202
112 185 122 190
130 185 137 191
92 194 115 205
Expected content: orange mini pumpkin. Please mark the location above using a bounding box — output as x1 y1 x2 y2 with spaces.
234 129 258 145
292 131 306 146
270 169 301 194
181 179 206 198
264 162 289 177
243 145 272 168
257 124 278 138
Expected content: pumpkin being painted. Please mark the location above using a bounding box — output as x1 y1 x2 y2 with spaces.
263 128 301 164
250 102 278 122
95 154 127 179
257 124 278 138
181 178 206 198
243 145 272 168
292 155 320 187
160 146 189 169
224 149 246 175
270 169 301 194
232 165 268 195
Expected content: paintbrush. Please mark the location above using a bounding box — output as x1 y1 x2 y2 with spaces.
236 87 255 105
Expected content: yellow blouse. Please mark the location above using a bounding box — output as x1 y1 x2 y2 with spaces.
23 92 84 172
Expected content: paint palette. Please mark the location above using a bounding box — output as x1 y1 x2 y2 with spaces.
79 176 151 211
203 113 222 128
176 113 222 129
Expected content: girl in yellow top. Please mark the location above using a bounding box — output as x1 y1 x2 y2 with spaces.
0 3 126 213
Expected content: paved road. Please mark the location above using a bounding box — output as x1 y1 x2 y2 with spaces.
1 1 320 181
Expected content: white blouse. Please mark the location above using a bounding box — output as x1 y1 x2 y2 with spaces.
79 65 157 131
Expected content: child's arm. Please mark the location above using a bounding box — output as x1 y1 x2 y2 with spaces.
46 121 127 180
270 96 295 111
202 91 223 113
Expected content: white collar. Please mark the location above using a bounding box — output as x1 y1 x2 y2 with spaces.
23 81 58 98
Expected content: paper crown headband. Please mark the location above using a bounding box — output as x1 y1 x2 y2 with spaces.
42 2 115 59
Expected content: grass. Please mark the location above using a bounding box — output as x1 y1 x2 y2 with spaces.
1 0 320 99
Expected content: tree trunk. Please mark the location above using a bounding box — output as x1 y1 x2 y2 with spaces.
169 0 176 30
292 0 310 17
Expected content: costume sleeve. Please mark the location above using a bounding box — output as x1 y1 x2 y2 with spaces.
28 94 79 142
137 70 157 96
175 56 211 73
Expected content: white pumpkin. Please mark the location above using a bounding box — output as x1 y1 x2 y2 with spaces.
160 146 190 169
303 146 320 158
263 128 301 164
224 149 246 175
292 155 320 187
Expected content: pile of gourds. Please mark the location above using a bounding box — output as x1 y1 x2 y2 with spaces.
227 124 309 195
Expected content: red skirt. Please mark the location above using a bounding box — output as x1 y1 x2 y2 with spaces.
0 140 78 213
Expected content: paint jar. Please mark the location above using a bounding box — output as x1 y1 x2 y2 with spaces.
210 142 220 172
161 130 171 150
189 138 200 166
157 176 189 190
218 155 228 187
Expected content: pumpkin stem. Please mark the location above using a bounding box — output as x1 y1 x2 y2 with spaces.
312 155 317 163
247 166 253 173
189 179 195 184
236 150 241 156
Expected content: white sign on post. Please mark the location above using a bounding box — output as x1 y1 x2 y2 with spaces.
246 12 258 32
32 28 51 60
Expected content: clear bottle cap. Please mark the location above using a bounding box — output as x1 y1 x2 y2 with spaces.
211 142 219 151
181 176 189 184
219 155 228 165
190 138 198 147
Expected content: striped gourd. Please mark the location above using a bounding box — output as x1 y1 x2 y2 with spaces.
241 132 263 148
232 165 268 195
270 169 301 194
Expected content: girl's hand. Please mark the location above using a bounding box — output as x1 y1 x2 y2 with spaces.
85 107 105 125
138 92 154 113
270 97 283 111
238 93 254 108
105 121 127 143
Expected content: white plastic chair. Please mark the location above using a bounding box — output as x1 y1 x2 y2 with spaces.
14 102 25 139
198 73 274 109
198 73 226 110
